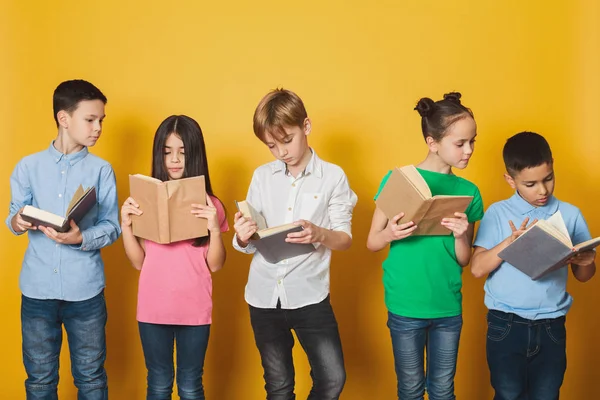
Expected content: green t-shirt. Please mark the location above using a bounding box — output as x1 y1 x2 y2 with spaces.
375 168 484 318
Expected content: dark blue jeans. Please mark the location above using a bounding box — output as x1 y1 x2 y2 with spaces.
486 310 567 400
21 291 108 400
387 312 463 400
249 295 346 400
138 322 211 400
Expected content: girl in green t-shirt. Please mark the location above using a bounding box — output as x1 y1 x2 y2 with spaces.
367 92 484 400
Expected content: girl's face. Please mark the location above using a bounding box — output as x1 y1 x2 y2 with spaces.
164 133 185 180
428 116 477 170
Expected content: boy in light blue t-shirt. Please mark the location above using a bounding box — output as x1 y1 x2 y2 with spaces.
471 131 596 400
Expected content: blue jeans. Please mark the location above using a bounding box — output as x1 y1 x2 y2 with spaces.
249 295 346 400
387 312 462 400
486 310 567 400
138 322 211 400
21 291 108 400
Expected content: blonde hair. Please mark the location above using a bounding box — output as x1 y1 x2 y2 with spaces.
253 88 308 142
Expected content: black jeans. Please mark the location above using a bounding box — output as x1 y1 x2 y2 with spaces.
249 295 346 400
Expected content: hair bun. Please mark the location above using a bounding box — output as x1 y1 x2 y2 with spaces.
414 97 435 118
443 92 462 104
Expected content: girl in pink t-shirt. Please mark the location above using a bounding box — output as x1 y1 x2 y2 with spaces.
121 115 228 399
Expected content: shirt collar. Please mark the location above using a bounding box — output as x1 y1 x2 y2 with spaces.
48 141 89 165
270 148 323 179
509 191 560 216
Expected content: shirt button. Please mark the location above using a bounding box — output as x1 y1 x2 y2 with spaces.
61 171 65 174
292 183 296 187
53 269 58 273
277 280 282 284
55 244 59 247
58 194 62 198
288 207 292 211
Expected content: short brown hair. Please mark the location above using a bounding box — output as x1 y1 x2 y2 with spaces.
253 88 308 142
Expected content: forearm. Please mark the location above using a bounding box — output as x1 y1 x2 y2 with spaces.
207 232 226 272
121 225 145 270
367 229 391 252
471 239 510 278
320 229 352 251
454 235 473 267
572 261 596 282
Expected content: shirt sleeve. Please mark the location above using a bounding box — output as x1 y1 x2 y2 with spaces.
328 171 358 237
5 160 32 236
211 196 229 233
571 210 593 246
466 187 485 223
72 165 121 251
473 205 502 250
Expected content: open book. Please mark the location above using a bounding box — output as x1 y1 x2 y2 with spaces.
129 174 208 244
20 185 97 232
235 200 315 263
375 165 473 236
497 210 600 280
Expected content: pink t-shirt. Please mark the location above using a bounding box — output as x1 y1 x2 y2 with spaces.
136 196 229 326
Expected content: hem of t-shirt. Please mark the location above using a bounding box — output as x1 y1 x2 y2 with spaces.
485 306 569 321
246 291 330 310
20 286 105 302
137 317 212 326
386 306 462 319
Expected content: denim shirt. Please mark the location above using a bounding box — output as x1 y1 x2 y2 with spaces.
6 142 121 301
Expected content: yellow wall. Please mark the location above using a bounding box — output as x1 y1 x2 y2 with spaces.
2 1 599 398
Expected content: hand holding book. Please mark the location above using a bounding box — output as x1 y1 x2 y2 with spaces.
191 196 219 234
383 212 418 243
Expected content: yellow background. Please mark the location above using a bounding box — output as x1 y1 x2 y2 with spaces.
1 1 599 398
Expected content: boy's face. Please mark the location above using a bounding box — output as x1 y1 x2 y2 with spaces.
264 119 311 169
427 116 477 170
505 162 555 207
57 99 105 148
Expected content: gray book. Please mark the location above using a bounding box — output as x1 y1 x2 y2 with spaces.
498 211 600 280
235 200 315 264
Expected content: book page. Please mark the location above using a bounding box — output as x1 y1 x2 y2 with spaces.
236 200 268 231
257 223 300 238
543 211 572 247
132 174 162 183
399 165 431 199
66 185 85 215
21 205 66 227
574 237 600 252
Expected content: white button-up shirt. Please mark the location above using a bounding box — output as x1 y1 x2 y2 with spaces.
233 150 357 309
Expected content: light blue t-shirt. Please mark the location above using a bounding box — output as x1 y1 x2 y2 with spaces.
473 192 591 320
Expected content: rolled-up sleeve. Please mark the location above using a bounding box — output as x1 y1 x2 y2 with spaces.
328 173 357 237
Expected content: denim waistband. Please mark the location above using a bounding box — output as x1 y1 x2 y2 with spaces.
488 309 565 325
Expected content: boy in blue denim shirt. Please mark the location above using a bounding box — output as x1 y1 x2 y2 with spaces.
6 80 121 399
471 131 596 400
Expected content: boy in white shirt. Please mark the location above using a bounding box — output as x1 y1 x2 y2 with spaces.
233 88 357 400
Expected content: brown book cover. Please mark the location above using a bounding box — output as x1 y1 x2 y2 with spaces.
235 200 315 263
375 165 473 236
498 211 600 280
21 185 97 232
129 174 208 244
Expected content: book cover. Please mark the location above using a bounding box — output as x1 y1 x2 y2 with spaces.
376 166 473 236
235 200 315 263
498 211 600 280
20 185 97 232
129 174 208 244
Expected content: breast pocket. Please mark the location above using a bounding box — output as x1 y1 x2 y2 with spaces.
299 192 327 222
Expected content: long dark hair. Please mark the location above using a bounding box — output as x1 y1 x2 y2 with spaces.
151 115 220 246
